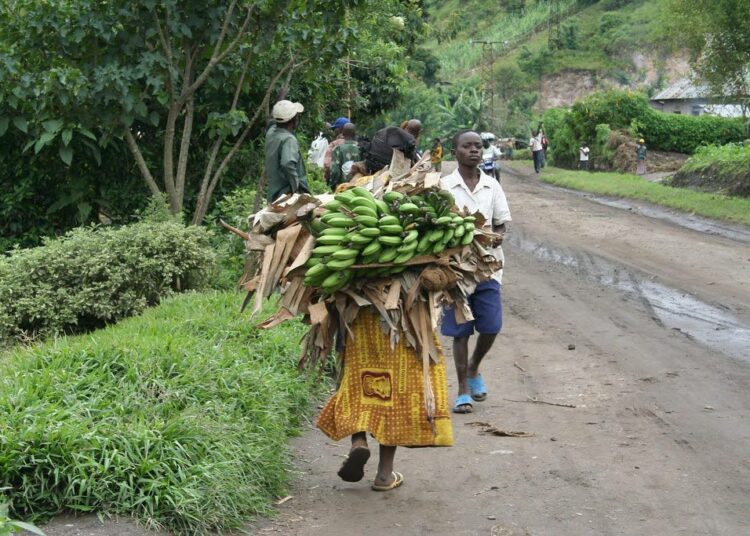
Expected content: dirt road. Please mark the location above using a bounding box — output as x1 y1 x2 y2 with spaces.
251 164 750 536
43 164 750 536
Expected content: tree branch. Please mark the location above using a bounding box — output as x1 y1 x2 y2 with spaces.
182 4 254 101
153 10 176 97
191 57 296 224
124 129 162 197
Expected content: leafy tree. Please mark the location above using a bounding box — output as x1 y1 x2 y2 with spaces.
668 0 750 119
0 0 420 226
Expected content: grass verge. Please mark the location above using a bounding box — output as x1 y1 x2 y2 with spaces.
0 291 321 535
509 163 750 226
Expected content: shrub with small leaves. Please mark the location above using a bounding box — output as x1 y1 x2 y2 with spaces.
0 221 215 344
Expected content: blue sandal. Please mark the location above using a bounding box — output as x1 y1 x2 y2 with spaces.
468 374 488 402
453 394 474 414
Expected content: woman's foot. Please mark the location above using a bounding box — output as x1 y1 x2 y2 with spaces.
372 471 404 491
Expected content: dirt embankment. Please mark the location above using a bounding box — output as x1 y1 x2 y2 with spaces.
609 131 688 174
672 164 750 198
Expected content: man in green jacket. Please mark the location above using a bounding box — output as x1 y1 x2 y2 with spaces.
329 122 360 188
265 100 310 202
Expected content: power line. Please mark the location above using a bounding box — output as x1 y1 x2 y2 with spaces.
471 39 504 132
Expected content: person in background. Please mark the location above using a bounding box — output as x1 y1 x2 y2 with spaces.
481 137 502 182
401 119 423 159
439 130 511 414
431 138 444 173
579 142 590 171
529 131 544 173
265 100 309 202
323 116 350 182
328 123 360 189
636 138 647 175
540 128 549 169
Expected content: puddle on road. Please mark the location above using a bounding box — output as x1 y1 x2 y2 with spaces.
509 232 750 363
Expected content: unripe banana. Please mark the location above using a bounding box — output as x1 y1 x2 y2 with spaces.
435 216 452 226
352 187 376 201
463 216 477 223
328 216 355 228
305 263 331 279
397 240 418 254
313 244 340 255
350 197 378 212
402 229 418 244
432 241 446 255
326 257 357 270
383 191 405 203
347 233 373 246
453 224 465 238
379 235 402 247
461 228 475 245
361 240 383 257
321 226 348 236
443 228 455 244
380 224 404 235
305 256 323 268
354 215 379 227
352 205 378 218
378 247 399 263
379 215 400 226
427 229 445 242
398 202 420 215
324 200 343 211
452 216 465 225
331 248 360 261
359 227 381 238
393 250 415 264
316 235 344 246
375 200 391 216
416 234 432 254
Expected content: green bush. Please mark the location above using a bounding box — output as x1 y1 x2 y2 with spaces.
208 187 256 289
673 143 750 197
0 292 319 535
0 221 215 344
543 90 747 167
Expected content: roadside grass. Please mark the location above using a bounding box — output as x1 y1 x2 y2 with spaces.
522 165 750 226
0 291 322 535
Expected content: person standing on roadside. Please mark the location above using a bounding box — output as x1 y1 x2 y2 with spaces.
439 130 511 414
529 130 544 173
540 128 549 169
265 100 309 202
402 119 423 159
636 138 647 175
328 123 360 189
323 117 350 183
579 142 590 171
431 138 444 172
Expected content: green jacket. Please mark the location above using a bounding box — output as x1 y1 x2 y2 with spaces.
265 124 309 202
329 140 361 187
636 144 647 161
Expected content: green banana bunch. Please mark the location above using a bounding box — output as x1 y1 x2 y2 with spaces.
302 186 479 292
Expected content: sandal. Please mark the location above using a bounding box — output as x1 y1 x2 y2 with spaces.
372 471 404 492
452 394 474 414
468 374 488 402
337 446 371 482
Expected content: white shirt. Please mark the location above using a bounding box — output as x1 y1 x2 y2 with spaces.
529 135 543 152
579 147 590 161
482 145 502 161
440 168 511 284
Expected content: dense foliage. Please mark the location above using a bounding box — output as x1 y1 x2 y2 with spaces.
0 219 215 344
542 90 747 166
0 292 318 534
0 0 431 247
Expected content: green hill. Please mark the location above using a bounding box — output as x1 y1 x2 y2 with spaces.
383 0 682 141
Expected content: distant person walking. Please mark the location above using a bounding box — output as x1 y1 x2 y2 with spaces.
323 117 350 182
328 123 360 189
540 129 549 169
431 138 444 172
530 131 544 173
265 100 309 202
579 143 590 171
636 138 647 175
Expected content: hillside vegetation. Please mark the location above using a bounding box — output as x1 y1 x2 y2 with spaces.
390 0 678 141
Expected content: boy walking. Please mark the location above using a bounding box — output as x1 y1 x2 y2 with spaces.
439 130 511 413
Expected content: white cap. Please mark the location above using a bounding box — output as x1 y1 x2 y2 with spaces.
272 100 304 123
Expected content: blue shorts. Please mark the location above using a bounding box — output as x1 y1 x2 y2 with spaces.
441 280 502 338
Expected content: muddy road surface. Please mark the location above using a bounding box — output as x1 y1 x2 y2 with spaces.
43 164 750 536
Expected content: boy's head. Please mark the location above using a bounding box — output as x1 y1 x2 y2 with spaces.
452 130 482 167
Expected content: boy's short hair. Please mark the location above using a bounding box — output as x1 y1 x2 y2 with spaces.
452 129 477 147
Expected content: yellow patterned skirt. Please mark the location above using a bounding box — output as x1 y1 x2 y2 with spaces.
317 311 453 447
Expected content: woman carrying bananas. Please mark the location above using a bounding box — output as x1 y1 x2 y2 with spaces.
316 125 454 492
439 130 511 414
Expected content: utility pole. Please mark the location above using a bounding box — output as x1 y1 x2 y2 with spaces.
548 0 562 49
472 39 502 133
